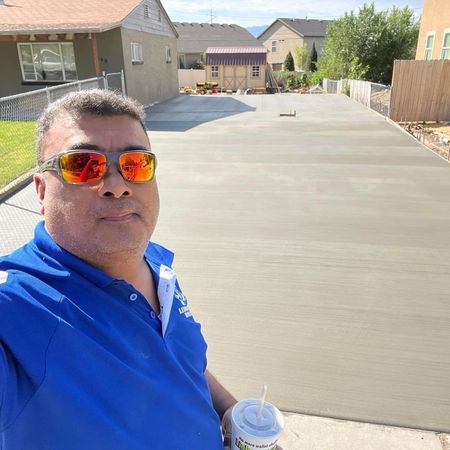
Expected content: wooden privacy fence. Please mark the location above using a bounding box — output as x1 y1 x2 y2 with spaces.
390 60 450 122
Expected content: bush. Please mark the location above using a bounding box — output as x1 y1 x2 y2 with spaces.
284 51 295 72
273 71 310 90
309 71 324 86
189 61 204 70
300 73 309 87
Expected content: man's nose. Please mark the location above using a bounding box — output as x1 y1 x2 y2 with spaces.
97 165 131 198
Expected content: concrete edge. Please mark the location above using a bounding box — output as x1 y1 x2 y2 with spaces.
0 169 36 203
280 409 450 435
340 92 450 165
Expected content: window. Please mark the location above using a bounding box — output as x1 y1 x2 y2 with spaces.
143 4 149 19
271 40 277 52
178 54 186 69
211 65 219 78
441 31 450 59
252 65 260 78
131 42 143 64
272 63 282 71
424 32 435 60
18 42 77 82
158 9 161 22
165 46 172 63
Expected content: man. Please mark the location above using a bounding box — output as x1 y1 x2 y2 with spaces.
0 89 237 449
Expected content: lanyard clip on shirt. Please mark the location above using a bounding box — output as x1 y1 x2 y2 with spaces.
157 264 177 337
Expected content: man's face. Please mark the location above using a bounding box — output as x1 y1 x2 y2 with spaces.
34 113 160 262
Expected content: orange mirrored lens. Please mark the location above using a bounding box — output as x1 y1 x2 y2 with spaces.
119 152 155 182
60 152 107 183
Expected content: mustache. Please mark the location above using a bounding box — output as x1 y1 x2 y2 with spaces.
95 199 143 217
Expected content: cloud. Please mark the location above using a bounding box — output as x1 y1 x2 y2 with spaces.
164 0 423 26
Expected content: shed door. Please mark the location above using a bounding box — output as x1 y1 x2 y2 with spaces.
223 65 248 91
234 66 247 90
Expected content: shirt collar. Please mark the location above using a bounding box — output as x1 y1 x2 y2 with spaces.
33 221 174 288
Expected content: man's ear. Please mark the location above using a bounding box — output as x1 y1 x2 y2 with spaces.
34 173 46 216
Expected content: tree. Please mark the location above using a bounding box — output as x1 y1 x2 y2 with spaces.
284 51 295 72
309 42 318 72
294 44 310 71
317 2 419 84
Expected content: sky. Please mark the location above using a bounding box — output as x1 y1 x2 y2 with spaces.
163 0 424 27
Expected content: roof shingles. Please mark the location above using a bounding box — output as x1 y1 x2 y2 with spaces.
174 22 263 54
0 0 143 34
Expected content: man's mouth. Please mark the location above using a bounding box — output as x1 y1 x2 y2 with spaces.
100 211 136 222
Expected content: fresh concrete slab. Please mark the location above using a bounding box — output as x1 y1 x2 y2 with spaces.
147 94 450 433
1 94 450 435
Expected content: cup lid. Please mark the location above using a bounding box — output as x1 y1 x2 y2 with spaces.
232 399 284 437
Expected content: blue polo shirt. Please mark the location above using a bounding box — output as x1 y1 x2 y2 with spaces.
0 221 223 450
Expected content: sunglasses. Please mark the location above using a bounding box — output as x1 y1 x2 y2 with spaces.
39 149 157 184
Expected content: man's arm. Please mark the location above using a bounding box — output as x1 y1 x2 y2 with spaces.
205 370 237 419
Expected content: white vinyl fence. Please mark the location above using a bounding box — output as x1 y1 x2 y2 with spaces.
178 69 206 88
323 78 391 117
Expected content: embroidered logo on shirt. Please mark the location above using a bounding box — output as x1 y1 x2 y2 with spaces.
174 288 192 318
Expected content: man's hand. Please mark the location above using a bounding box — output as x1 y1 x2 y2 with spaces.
221 406 284 450
221 406 233 448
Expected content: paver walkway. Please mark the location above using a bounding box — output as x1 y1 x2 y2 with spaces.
1 94 449 434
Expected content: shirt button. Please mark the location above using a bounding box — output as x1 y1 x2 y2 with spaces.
129 293 138 301
150 311 156 319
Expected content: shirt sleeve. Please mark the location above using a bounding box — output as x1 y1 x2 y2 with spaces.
0 342 6 415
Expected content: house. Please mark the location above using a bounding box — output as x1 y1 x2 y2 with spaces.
415 0 450 60
0 0 179 105
205 47 267 91
257 18 331 71
174 22 261 69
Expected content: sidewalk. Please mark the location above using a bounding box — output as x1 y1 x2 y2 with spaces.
279 412 449 449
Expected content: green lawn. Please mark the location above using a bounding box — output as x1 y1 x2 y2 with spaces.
0 121 37 189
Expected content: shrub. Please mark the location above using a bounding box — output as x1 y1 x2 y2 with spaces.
309 71 324 86
189 61 204 70
284 51 295 72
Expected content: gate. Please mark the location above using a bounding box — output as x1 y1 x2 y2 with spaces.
104 70 126 96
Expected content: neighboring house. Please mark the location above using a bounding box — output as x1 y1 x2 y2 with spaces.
257 18 331 71
0 0 179 105
174 22 261 69
415 0 450 60
205 47 267 91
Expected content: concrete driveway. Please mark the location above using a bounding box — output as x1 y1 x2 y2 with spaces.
1 93 450 432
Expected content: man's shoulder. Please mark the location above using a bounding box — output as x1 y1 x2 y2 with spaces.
0 241 66 316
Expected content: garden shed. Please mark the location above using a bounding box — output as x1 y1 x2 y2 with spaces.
205 47 267 91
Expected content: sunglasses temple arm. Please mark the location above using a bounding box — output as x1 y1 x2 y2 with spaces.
39 157 59 174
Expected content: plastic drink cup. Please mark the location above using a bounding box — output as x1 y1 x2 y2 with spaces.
231 398 284 450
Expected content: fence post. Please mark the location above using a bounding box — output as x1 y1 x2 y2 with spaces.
104 72 109 90
121 70 126 96
45 87 51 105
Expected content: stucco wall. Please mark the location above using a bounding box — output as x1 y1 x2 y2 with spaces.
416 0 450 60
121 28 178 105
96 28 125 77
0 42 26 97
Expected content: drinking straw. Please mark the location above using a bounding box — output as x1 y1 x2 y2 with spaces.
257 384 268 420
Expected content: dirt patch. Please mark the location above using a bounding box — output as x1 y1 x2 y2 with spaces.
400 122 450 161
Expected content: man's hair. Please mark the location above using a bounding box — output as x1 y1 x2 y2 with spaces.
36 89 147 164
